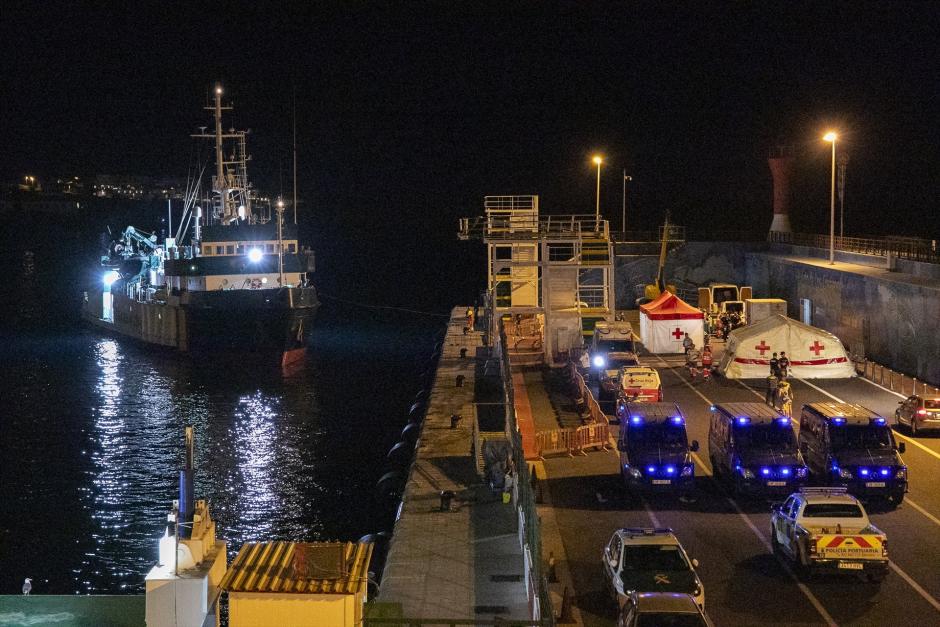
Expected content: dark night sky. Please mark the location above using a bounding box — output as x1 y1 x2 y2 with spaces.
3 2 938 308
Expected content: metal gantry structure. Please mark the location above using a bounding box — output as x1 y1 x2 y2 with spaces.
459 194 616 361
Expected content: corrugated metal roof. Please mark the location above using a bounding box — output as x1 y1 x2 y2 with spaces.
220 541 373 594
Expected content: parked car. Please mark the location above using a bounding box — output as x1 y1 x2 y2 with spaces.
771 487 888 582
603 528 705 610
617 592 715 627
894 394 940 435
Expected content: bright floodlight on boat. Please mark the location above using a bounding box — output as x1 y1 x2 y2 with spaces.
103 270 120 287
248 248 263 263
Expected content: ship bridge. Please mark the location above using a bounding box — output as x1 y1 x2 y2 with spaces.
459 195 615 364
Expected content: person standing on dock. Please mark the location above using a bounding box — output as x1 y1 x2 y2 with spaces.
466 306 475 332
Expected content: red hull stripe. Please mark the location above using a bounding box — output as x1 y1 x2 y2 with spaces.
733 357 849 366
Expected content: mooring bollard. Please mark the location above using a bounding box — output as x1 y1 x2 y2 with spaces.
460 347 468 359
450 413 463 429
439 490 456 511
455 374 465 387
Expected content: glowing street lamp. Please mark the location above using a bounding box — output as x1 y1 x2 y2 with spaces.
592 155 603 226
823 132 837 264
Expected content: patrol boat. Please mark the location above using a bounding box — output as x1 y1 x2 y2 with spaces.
82 85 318 366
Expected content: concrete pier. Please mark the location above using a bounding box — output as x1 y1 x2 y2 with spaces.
376 307 537 622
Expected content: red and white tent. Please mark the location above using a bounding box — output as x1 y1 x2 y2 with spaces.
717 314 855 379
638 292 705 353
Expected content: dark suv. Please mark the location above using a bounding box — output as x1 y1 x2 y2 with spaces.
799 402 907 506
708 402 808 496
618 403 699 496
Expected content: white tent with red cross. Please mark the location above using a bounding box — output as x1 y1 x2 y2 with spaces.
717 314 855 379
638 291 705 353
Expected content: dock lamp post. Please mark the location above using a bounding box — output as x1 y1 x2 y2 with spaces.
593 155 603 228
823 131 837 264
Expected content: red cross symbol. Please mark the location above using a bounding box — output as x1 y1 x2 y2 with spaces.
809 340 825 355
672 327 684 340
754 340 771 355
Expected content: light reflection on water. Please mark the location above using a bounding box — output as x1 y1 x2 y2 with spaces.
0 306 438 595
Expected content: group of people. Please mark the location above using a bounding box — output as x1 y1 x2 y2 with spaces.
683 333 713 381
714 311 744 340
766 351 794 416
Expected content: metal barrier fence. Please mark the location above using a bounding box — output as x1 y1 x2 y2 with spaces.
852 356 940 396
496 327 554 625
770 231 940 264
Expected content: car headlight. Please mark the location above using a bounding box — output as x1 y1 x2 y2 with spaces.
681 464 694 477
838 468 853 479
739 467 755 479
592 355 606 368
796 466 809 479
627 467 642 479
895 467 907 480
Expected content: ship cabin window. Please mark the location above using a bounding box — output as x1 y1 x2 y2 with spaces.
265 244 275 253
216 246 224 255
236 245 245 254
288 243 296 253
202 245 211 256
226 245 234 254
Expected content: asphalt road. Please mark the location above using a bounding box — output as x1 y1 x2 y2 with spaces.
545 358 940 627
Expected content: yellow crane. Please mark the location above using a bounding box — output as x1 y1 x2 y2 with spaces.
643 217 677 301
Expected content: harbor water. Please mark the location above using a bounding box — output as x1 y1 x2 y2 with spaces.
0 235 444 595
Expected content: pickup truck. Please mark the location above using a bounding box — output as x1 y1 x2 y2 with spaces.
770 487 888 582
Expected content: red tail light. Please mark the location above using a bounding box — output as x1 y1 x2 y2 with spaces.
917 409 927 416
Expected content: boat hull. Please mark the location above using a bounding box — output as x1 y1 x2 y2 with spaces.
82 285 318 362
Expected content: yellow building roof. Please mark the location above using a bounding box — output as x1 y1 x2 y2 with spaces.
220 541 373 594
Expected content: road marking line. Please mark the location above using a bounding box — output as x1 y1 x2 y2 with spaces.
795 377 940 463
889 561 940 613
655 357 838 627
905 498 940 528
638 494 662 528
857 374 907 399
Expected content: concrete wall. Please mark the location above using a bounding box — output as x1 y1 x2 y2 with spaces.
615 242 940 384
746 253 940 386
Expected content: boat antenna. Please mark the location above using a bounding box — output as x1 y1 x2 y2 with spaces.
292 85 298 225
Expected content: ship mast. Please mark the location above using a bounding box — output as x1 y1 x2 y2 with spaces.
213 86 229 222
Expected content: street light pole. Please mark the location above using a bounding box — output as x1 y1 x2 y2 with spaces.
593 155 603 227
823 132 837 264
838 152 848 239
622 172 632 234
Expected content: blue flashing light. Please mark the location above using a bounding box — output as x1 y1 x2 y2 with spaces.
780 467 791 477
777 417 790 426
736 416 750 425
671 416 684 425
760 467 771 476
592 355 606 368
859 468 870 477
872 417 886 425
831 417 846 425
880 468 890 477
665 465 676 475
647 465 656 474
631 415 643 425
102 270 120 287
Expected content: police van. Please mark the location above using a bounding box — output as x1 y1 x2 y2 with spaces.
618 403 699 496
708 402 808 496
798 402 907 506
